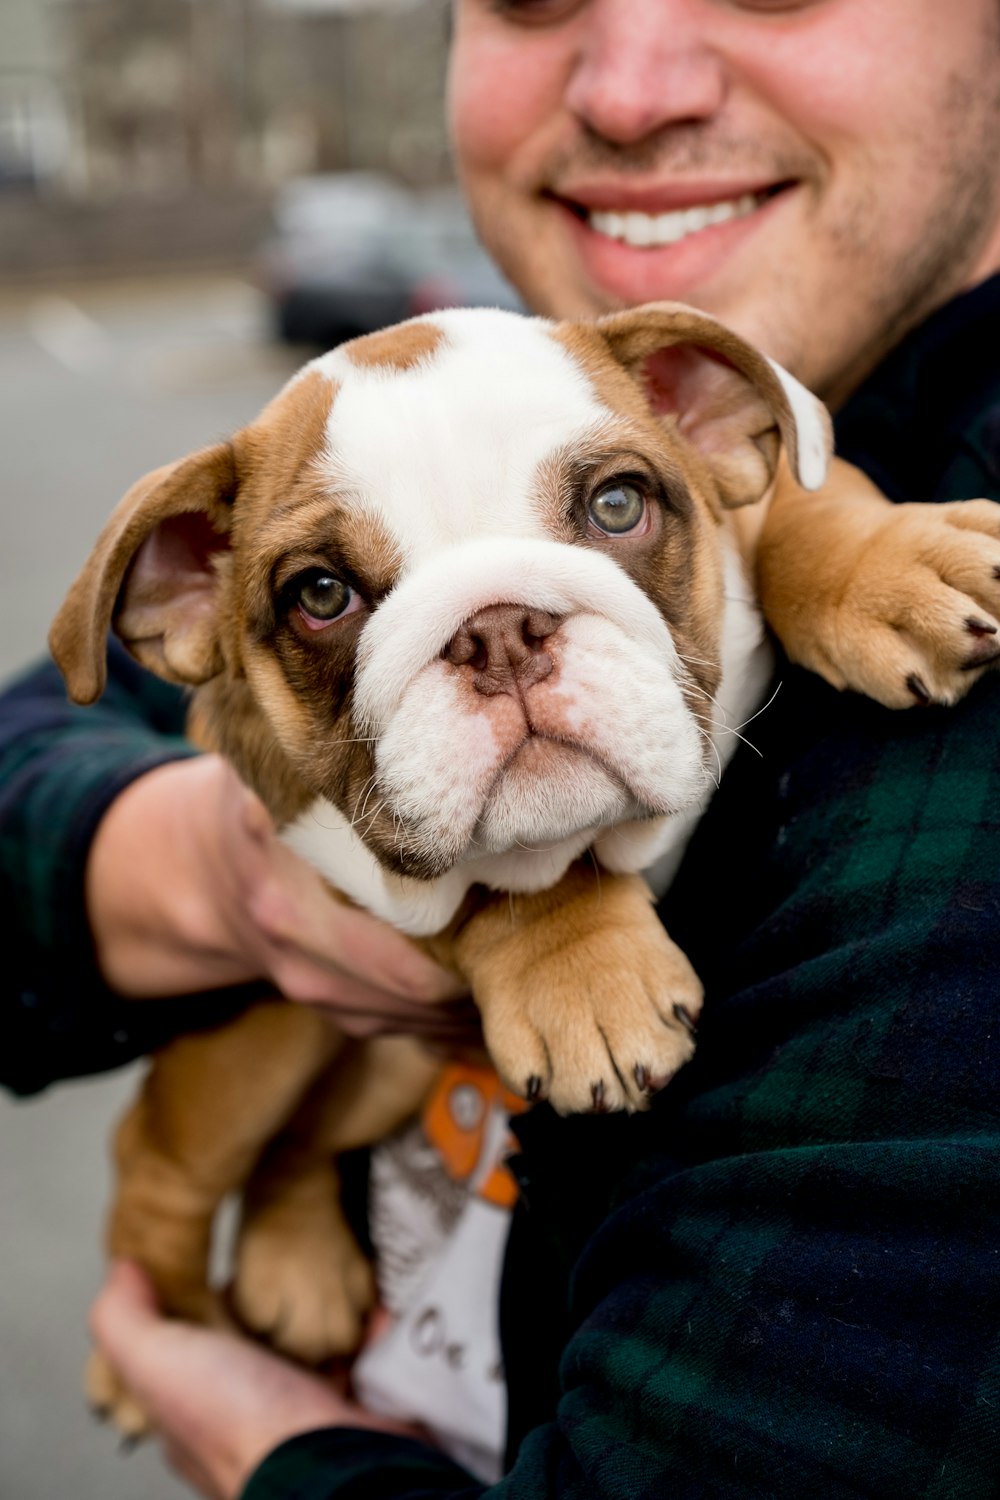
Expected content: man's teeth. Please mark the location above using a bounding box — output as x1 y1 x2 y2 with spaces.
588 193 760 248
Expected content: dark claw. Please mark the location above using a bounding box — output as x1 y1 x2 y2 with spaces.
118 1435 141 1455
634 1063 650 1094
906 673 932 705
590 1080 609 1113
672 1003 698 1038
526 1074 542 1103
89 1403 110 1425
966 615 998 637
993 564 1000 581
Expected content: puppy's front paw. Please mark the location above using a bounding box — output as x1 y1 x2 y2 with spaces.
233 1187 375 1364
480 912 702 1116
85 1347 151 1443
822 499 1000 708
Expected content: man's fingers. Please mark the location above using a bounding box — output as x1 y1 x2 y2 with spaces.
307 902 465 1004
252 852 464 1004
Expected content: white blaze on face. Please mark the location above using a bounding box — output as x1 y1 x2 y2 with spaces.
313 308 608 563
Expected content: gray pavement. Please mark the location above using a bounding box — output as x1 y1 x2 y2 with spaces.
0 273 301 1500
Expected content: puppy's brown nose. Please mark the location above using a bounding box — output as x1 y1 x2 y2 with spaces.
443 604 561 696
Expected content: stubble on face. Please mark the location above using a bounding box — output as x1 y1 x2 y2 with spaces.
451 1 1000 404
819 58 1000 403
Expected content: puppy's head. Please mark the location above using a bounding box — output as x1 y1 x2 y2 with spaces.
51 304 829 902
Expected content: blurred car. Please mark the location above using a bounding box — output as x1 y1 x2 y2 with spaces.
258 172 523 349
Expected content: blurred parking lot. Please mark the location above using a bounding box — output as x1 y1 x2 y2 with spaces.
0 270 302 684
0 270 302 1500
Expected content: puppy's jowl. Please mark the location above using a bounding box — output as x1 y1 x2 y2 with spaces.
52 303 1000 1432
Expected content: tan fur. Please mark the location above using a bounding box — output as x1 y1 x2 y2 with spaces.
186 674 315 826
54 306 1000 1436
555 304 830 508
342 318 445 372
759 468 1000 706
533 426 726 720
436 862 702 1115
50 447 238 703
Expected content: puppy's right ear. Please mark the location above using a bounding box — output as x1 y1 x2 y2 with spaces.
49 440 238 704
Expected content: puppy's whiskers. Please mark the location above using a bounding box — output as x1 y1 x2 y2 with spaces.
674 649 718 670
360 799 387 834
732 680 782 736
510 836 567 855
691 720 724 787
690 681 781 762
349 772 379 830
357 777 385 829
586 845 603 905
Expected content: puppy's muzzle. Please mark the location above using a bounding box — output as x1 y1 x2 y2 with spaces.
443 605 562 697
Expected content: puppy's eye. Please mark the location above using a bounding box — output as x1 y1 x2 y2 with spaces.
588 482 647 536
291 570 356 629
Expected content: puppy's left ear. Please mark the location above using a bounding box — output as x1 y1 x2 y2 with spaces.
49 440 239 704
595 302 832 508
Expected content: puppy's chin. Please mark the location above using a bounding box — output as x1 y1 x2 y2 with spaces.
362 741 641 883
472 738 636 855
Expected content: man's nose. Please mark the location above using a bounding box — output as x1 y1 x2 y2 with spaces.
565 0 728 145
443 604 561 697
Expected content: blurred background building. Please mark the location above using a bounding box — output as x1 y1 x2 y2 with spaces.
1 0 454 276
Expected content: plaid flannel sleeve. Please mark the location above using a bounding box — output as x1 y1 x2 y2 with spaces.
0 641 209 1093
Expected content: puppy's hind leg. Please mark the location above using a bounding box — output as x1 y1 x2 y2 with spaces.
91 1000 344 1433
233 1035 440 1365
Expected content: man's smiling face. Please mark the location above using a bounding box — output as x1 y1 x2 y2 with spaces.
449 0 1000 406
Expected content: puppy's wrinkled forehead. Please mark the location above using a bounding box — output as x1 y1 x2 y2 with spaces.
305 308 612 565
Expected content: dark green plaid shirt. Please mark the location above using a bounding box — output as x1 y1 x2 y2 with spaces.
6 276 1000 1497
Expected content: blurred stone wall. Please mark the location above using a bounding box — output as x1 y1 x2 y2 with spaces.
0 0 452 276
58 0 452 195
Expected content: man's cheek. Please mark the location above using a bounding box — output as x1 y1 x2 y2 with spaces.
448 22 565 177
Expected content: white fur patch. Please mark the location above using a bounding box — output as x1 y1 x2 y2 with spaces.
281 796 597 935
764 356 831 491
310 309 610 568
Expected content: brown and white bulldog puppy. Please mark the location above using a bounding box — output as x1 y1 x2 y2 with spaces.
50 303 1000 1430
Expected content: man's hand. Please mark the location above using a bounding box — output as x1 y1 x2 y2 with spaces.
85 755 472 1039
90 1261 419 1500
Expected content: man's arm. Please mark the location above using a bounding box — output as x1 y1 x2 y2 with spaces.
2 642 468 1096
1 641 209 1094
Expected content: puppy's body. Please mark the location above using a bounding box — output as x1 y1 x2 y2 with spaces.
52 304 1000 1433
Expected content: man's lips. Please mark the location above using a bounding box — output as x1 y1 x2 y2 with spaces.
555 181 793 251
543 179 798 304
